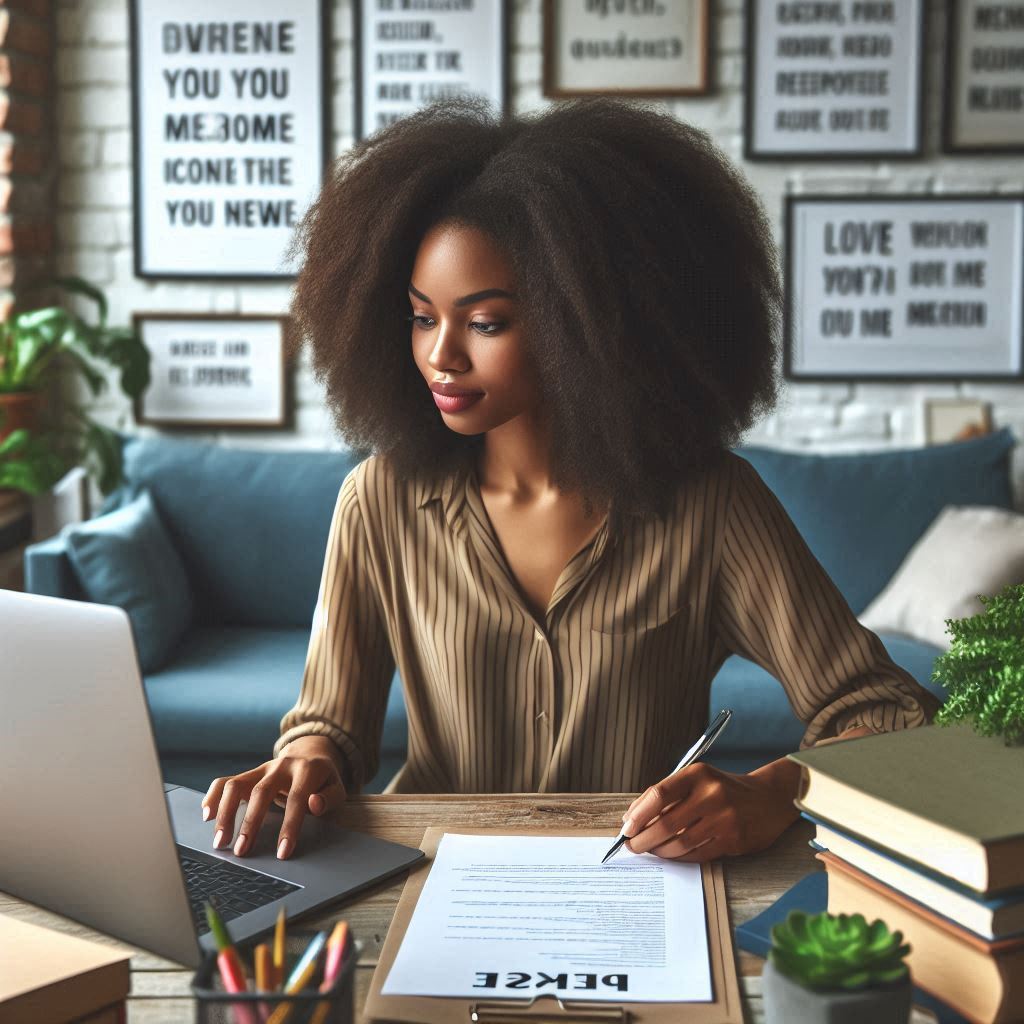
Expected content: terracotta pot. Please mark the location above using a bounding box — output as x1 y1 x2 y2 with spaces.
0 390 44 444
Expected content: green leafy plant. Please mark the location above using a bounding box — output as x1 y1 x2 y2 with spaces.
0 275 150 496
932 581 1024 745
769 910 910 992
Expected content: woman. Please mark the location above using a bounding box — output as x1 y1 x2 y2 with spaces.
203 96 939 864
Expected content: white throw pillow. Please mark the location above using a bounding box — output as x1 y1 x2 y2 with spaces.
858 504 1024 651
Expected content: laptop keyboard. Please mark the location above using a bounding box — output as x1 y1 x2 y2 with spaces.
177 844 301 935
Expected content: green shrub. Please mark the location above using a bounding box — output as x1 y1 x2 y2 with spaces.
932 581 1024 745
769 910 910 992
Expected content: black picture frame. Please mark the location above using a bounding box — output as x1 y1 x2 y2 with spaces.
128 1 334 280
353 0 510 144
783 193 1024 382
743 0 926 162
132 312 295 429
942 0 1024 155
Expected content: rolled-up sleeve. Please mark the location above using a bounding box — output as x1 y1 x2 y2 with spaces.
712 454 940 750
273 466 396 792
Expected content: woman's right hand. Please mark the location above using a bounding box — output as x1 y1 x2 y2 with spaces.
201 735 349 860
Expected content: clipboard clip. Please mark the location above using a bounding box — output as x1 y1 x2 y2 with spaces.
468 994 631 1023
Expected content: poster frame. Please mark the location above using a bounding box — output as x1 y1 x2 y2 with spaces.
128 0 334 280
743 0 927 162
132 312 294 429
783 193 1024 382
541 0 711 98
353 0 511 143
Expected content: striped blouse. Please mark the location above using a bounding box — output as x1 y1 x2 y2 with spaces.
273 450 940 794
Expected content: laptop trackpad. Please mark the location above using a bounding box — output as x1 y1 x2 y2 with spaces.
165 785 423 886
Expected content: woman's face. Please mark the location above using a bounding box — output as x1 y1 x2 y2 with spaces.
409 221 542 437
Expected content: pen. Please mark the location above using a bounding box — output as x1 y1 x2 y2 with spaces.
205 901 261 1024
600 708 733 865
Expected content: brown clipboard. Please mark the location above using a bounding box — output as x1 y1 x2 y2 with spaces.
363 827 744 1024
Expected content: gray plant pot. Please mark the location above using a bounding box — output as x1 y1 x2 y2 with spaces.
762 959 912 1024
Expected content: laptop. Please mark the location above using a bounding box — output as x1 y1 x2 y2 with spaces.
0 589 425 969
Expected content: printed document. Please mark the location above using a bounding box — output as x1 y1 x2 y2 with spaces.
380 833 712 1002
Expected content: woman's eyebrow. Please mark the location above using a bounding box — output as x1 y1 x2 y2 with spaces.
408 283 515 306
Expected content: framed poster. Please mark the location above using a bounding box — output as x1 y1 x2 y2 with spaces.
943 0 1024 153
784 195 1024 382
744 0 925 160
922 397 993 444
133 313 291 428
129 0 332 279
354 0 509 142
542 0 710 98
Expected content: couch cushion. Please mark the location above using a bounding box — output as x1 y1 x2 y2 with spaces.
859 504 1024 650
144 625 407 762
64 489 194 673
734 427 1017 615
707 631 947 756
112 436 364 626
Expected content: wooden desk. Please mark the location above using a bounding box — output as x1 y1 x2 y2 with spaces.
0 794 924 1023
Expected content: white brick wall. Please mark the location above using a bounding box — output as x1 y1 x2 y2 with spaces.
53 0 1024 510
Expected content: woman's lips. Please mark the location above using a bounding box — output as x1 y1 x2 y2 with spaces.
432 391 483 413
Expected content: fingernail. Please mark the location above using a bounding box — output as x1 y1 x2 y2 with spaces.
213 829 225 849
277 837 291 859
202 805 211 821
234 833 247 856
623 818 635 836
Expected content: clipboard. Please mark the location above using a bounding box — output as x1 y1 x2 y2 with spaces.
363 827 743 1024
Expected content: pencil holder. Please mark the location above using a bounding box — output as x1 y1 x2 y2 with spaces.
191 931 361 1024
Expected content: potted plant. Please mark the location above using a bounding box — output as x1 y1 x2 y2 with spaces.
762 909 912 1024
0 275 150 497
932 581 1024 745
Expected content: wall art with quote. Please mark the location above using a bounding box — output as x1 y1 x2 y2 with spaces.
355 0 509 141
129 0 331 278
785 195 1024 381
133 314 291 428
745 0 925 159
944 0 1024 153
543 0 710 97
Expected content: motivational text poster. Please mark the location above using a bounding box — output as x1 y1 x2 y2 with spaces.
545 0 709 96
357 0 507 140
785 197 1024 380
946 1 1024 152
136 316 287 426
746 0 923 158
130 0 329 278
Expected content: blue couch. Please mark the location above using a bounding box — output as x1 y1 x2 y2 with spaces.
23 428 1018 791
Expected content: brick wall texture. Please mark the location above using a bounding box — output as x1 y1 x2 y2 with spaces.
49 0 1024 507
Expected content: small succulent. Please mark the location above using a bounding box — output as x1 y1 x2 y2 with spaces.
769 910 910 992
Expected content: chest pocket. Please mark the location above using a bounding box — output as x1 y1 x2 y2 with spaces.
589 600 689 636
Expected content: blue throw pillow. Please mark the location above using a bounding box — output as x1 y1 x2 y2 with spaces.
64 489 194 673
733 427 1017 615
109 435 363 627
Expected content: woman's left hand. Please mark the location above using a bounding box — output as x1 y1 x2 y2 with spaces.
619 760 801 862
621 725 876 862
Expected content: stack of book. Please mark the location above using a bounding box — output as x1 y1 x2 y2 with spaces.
0 913 132 1023
788 722 1024 1024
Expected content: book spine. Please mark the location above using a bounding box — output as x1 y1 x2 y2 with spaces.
823 854 1016 1023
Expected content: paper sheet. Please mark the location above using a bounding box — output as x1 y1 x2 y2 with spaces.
380 834 712 1003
